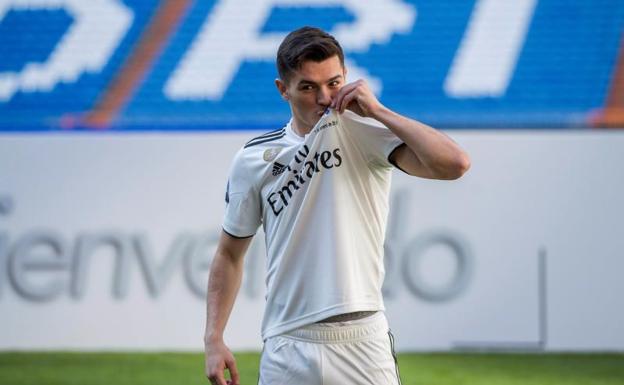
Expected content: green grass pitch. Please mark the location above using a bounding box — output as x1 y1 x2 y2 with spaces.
1 352 623 385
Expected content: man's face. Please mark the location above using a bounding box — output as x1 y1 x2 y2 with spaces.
275 55 345 134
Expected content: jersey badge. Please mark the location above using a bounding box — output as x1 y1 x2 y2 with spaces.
263 147 282 162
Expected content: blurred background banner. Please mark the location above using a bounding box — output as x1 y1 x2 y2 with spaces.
0 0 623 130
1 132 624 351
1 0 624 352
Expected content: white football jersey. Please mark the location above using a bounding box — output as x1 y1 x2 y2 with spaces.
223 109 403 340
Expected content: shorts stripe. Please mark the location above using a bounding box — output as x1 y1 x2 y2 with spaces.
388 330 403 385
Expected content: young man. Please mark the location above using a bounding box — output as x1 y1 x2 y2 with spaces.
205 27 470 385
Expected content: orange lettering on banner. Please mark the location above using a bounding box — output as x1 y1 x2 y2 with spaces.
83 0 193 128
592 35 624 128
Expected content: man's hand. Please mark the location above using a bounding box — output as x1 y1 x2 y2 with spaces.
205 340 240 385
331 79 383 118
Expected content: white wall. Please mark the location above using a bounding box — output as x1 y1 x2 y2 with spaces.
0 130 623 351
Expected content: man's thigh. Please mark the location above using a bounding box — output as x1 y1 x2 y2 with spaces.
259 335 322 385
322 331 400 385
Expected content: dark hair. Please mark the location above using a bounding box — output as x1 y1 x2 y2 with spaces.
276 26 345 83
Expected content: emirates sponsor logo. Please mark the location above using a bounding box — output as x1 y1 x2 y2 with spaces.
267 145 342 216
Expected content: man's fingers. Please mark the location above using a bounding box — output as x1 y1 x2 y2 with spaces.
208 374 227 385
332 81 358 110
339 89 358 113
226 358 241 385
207 367 228 385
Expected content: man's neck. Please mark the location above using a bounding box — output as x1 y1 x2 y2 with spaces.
291 119 312 138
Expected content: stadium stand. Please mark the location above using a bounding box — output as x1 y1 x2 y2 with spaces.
0 0 622 131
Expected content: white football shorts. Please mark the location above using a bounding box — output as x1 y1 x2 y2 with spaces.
258 312 402 385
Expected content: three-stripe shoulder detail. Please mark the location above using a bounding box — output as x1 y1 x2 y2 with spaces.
244 128 286 148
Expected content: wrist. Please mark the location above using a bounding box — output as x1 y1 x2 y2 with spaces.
204 333 224 345
369 103 392 122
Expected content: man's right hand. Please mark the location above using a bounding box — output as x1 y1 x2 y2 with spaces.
205 340 240 385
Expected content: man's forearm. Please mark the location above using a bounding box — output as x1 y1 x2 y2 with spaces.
204 252 244 344
373 105 470 179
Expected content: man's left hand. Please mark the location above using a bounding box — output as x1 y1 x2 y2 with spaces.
331 79 383 118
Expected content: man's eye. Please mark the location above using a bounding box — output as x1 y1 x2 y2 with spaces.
300 85 314 91
329 81 341 87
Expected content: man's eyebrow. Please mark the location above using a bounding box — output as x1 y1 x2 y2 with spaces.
297 74 343 86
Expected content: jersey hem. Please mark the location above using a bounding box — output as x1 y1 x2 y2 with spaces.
261 301 384 340
222 227 255 239
388 142 409 174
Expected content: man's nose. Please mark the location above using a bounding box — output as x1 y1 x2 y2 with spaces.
317 87 333 106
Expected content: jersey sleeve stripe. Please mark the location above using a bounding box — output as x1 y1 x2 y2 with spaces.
245 128 286 147
244 132 286 148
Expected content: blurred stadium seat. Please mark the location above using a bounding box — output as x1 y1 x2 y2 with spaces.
0 0 622 130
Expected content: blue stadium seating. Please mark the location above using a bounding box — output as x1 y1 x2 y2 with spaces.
0 0 622 131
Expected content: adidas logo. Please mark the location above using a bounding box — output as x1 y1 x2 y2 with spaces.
272 162 287 176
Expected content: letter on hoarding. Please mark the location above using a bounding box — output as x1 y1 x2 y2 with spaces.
0 0 133 101
8 232 69 301
133 233 194 298
0 233 8 298
71 232 132 300
444 0 537 97
165 0 416 100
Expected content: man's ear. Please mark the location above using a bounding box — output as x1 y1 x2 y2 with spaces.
275 79 289 100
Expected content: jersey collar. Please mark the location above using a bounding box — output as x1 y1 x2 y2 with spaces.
285 118 305 142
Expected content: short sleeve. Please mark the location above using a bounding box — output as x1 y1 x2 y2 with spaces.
340 110 404 169
222 150 261 238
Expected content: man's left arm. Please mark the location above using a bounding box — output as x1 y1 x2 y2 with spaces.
332 79 471 180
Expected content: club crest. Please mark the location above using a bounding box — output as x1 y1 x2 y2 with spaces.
263 147 281 162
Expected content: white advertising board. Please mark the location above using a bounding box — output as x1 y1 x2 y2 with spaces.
0 130 623 351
